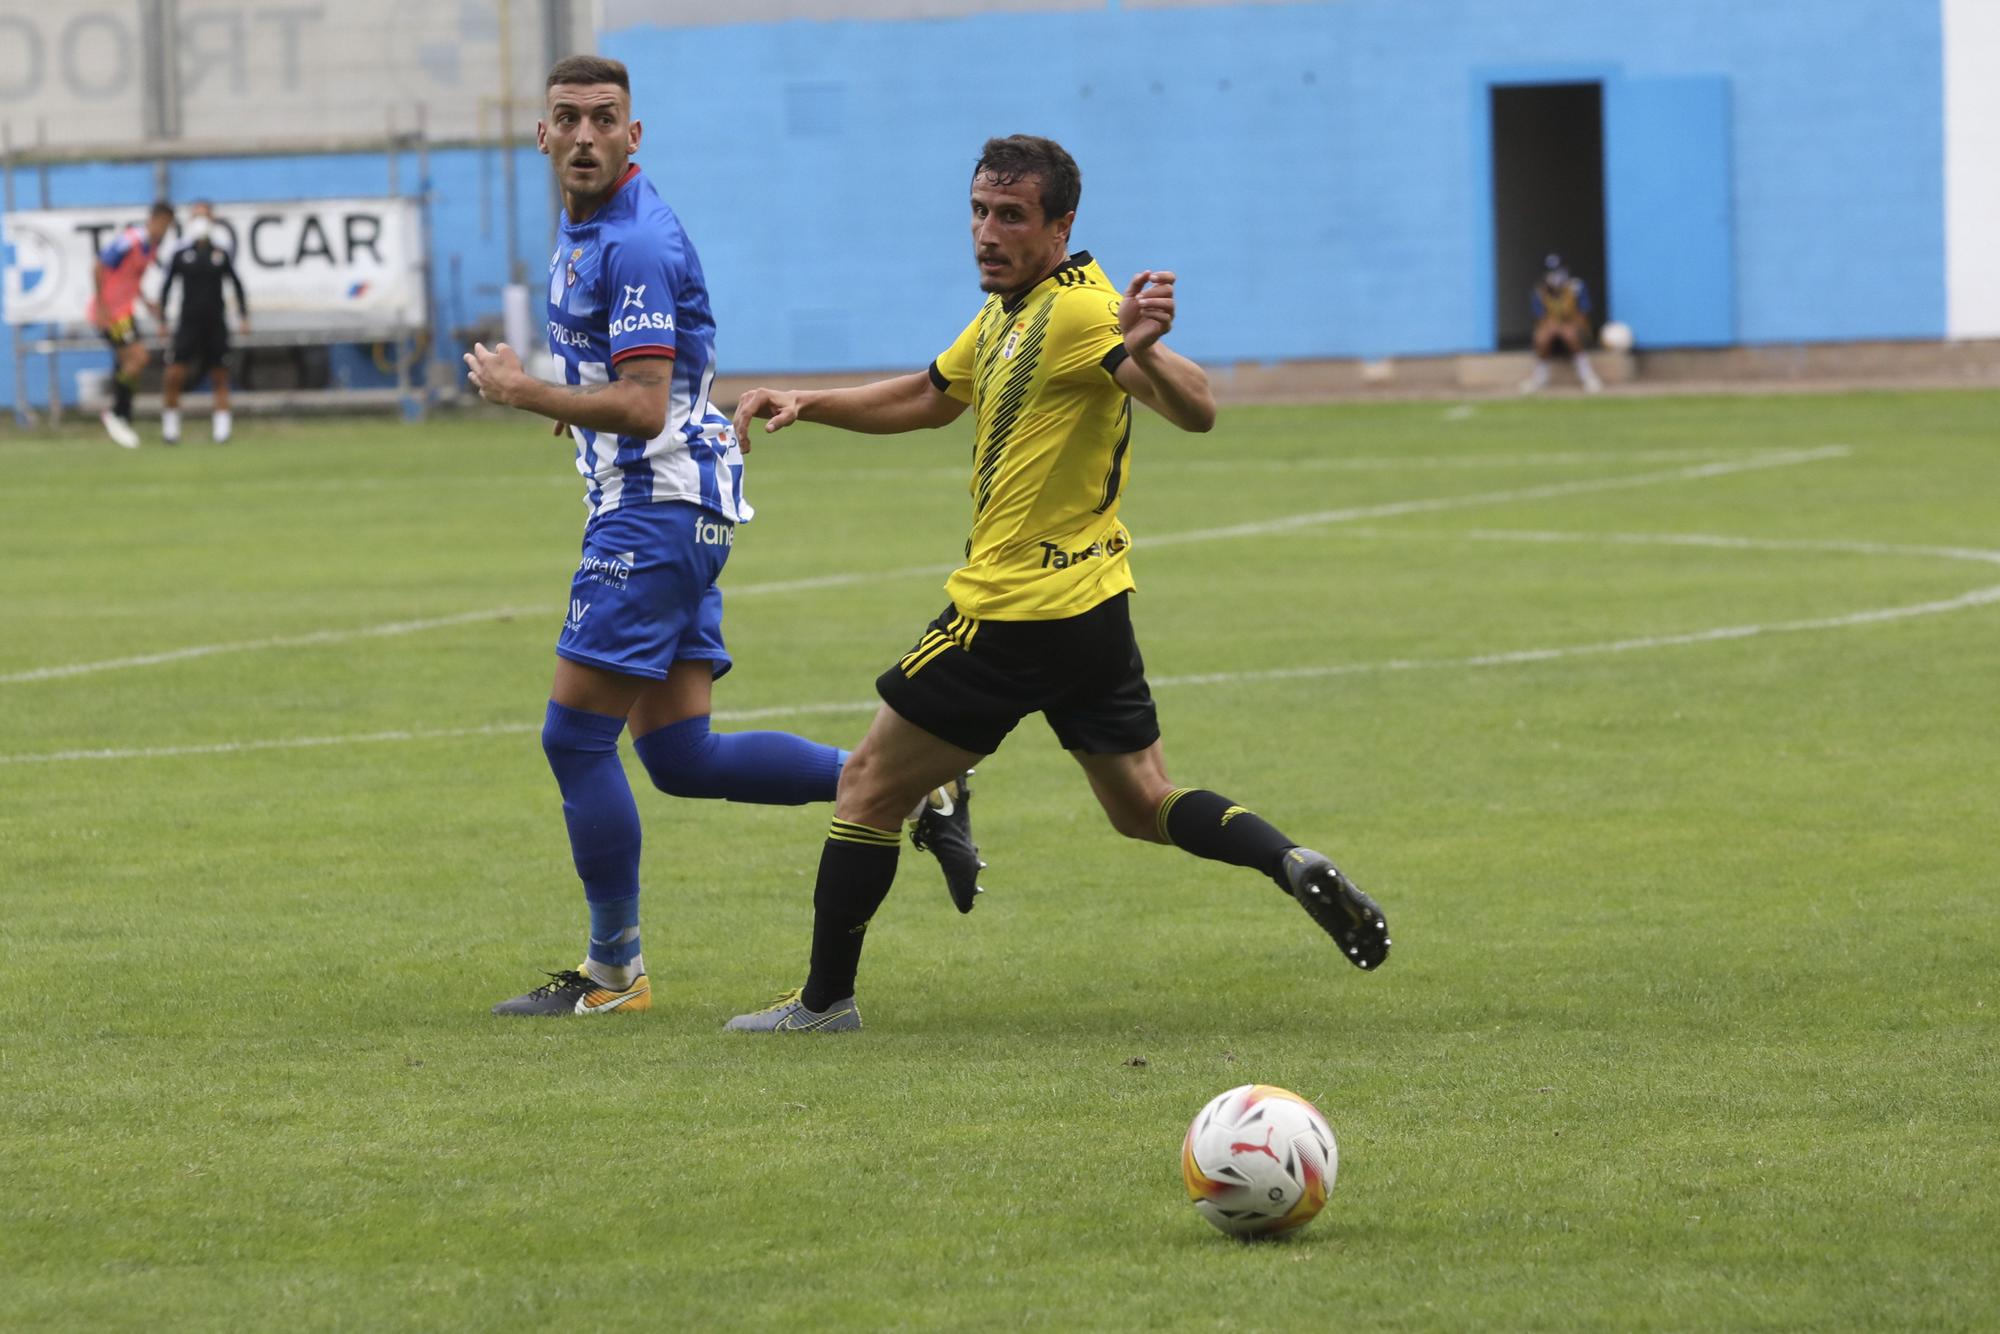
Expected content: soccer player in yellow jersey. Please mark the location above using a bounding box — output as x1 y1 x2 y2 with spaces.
724 136 1389 1032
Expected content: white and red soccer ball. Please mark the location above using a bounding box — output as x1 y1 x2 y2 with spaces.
1181 1083 1338 1237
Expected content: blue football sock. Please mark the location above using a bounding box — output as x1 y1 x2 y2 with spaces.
586 894 642 976
541 700 642 908
632 714 845 806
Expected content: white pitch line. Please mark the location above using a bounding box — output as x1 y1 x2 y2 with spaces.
1309 526 2000 568
1141 445 1849 547
6 577 1995 767
0 698 882 766
0 447 1773 500
1476 530 2000 567
1 447 1848 687
1142 447 1757 473
1149 583 2000 688
0 701 883 766
0 605 550 684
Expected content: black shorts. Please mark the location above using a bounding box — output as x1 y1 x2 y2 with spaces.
100 314 140 351
170 320 230 383
875 591 1161 757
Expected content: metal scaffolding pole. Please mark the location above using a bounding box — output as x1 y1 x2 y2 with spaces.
4 120 28 428
416 102 442 418
498 0 523 286
36 118 59 427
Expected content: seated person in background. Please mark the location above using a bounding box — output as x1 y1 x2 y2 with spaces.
1522 253 1602 394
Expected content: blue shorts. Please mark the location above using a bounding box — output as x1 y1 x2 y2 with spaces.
555 501 736 681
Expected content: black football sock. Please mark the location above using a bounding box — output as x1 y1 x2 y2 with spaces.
112 374 135 421
801 820 901 1012
1157 788 1298 892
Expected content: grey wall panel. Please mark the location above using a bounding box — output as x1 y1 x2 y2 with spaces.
0 0 597 151
0 1 150 147
600 0 1100 27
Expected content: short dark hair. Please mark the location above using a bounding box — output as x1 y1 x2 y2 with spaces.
973 135 1081 223
546 55 629 92
149 200 175 221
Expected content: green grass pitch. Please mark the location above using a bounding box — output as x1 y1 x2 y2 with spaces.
2 390 1995 1328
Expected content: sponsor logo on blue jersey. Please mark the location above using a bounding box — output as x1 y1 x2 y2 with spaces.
610 310 675 338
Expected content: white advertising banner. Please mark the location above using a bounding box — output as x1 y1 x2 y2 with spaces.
2 198 427 331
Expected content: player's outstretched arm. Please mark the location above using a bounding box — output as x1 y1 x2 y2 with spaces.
732 372 965 447
158 257 181 325
463 342 671 439
225 254 249 328
1111 269 1216 433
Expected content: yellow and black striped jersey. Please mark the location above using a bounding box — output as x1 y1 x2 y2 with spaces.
927 252 1135 621
1534 277 1587 324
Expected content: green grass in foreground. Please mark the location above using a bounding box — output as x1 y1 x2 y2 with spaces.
1 391 1996 1329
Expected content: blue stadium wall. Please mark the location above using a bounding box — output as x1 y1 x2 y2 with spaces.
1 146 548 411
601 0 1946 372
0 0 1951 408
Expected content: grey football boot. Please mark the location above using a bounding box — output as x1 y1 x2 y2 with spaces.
1282 849 1391 970
724 988 862 1033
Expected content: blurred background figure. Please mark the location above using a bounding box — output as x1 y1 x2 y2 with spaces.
87 201 175 447
159 203 250 444
171 200 234 258
1522 253 1602 394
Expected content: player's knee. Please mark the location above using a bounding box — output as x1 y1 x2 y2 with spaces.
1105 802 1157 841
632 715 720 797
541 702 620 763
1102 786 1172 842
833 747 925 830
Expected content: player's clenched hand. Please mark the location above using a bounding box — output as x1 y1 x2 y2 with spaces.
731 387 805 450
463 341 527 408
1119 270 1177 355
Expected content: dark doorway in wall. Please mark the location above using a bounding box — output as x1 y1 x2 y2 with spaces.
1491 83 1606 350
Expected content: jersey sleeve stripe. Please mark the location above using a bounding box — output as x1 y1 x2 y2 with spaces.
928 359 952 393
1099 344 1130 377
611 344 677 365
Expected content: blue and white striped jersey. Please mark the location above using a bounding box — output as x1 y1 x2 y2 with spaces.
546 164 749 523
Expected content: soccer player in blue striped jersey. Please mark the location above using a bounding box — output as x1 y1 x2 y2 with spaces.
466 56 982 1018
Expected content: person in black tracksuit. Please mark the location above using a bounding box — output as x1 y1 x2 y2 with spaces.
160 216 249 443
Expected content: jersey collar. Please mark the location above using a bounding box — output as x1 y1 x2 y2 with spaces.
564 163 644 227
1001 250 1093 312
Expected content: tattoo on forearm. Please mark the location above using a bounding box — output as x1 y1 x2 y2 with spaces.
567 365 667 398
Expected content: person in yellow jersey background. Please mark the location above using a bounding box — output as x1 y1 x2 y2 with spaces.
1522 252 1602 394
724 135 1391 1033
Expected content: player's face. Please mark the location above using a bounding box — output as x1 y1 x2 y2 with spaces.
146 214 173 247
541 84 640 202
970 172 1073 296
